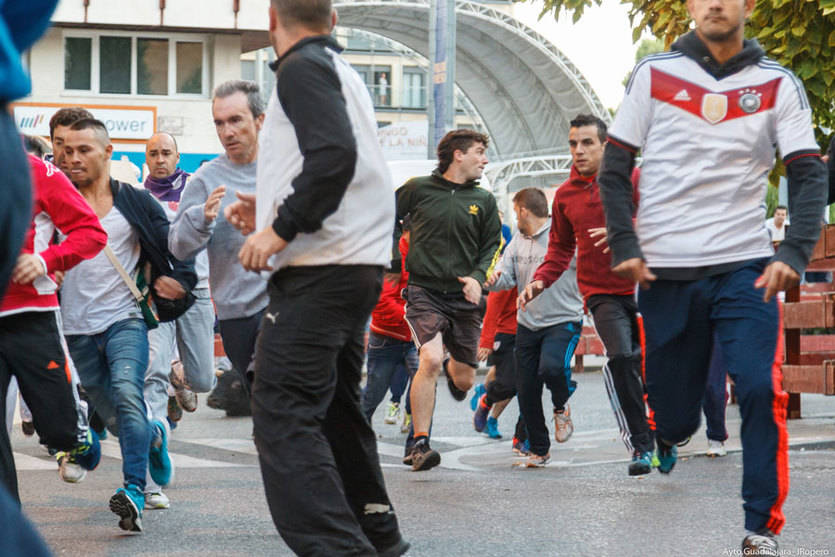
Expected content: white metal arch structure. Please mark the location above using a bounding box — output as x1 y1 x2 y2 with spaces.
484 153 573 189
333 0 610 159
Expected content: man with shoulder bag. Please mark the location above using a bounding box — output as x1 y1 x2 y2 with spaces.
59 118 196 533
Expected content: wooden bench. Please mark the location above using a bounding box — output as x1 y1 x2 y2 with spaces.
573 325 606 373
782 224 835 418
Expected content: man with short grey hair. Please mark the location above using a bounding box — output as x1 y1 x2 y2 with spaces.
169 80 269 411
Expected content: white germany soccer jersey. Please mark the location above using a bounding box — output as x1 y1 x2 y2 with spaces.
609 51 819 268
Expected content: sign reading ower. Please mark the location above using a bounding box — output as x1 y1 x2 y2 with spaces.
12 103 157 142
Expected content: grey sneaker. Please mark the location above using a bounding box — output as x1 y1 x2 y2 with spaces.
144 491 170 510
741 529 778 556
57 453 86 483
553 404 574 443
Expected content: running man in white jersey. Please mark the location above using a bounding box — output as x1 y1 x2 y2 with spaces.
598 0 827 554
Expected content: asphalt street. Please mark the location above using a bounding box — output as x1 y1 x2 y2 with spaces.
11 370 835 557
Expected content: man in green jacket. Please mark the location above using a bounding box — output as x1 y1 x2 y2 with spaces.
390 129 502 471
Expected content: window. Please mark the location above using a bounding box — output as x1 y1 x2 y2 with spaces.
240 60 256 82
100 36 131 94
402 68 426 109
63 32 207 96
176 42 203 94
137 38 169 95
64 37 92 90
352 64 392 107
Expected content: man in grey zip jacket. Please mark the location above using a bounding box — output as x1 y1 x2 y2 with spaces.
485 188 583 466
169 80 269 403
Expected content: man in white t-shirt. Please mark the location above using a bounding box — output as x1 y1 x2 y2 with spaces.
765 205 788 245
61 118 195 533
597 0 827 553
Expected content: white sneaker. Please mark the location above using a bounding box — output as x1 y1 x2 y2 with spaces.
57 453 86 483
706 439 727 457
553 404 574 443
145 491 170 509
383 402 401 425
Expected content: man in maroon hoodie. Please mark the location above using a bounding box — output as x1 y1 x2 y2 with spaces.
519 114 654 476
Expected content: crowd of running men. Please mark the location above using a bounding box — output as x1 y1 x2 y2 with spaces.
4 0 835 556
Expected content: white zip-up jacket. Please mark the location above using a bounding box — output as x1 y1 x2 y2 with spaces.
256 35 394 272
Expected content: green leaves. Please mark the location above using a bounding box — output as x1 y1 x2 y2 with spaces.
518 0 835 150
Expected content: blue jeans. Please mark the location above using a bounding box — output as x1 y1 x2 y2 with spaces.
66 318 152 491
361 333 418 422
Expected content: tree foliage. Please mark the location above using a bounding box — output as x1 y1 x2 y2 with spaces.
524 0 835 143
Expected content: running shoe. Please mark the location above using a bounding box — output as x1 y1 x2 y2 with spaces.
145 490 170 510
512 437 530 456
553 404 574 443
469 383 486 412
524 452 550 468
170 363 198 412
21 421 35 436
628 450 653 476
741 529 779 556
110 485 144 532
706 439 727 457
57 453 86 483
175 389 198 413
148 420 173 487
167 395 183 423
473 394 490 432
485 416 502 439
656 440 678 474
400 412 411 434
378 537 411 557
444 360 467 401
409 438 441 472
58 429 101 483
384 402 401 425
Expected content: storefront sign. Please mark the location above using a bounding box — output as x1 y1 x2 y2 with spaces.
13 103 156 141
377 120 428 161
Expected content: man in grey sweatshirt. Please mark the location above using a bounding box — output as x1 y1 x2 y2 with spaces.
169 80 269 405
484 187 583 467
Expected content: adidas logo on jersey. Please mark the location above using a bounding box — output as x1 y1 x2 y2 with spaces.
674 89 691 102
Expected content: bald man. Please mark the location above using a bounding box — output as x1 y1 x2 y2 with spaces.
141 132 216 510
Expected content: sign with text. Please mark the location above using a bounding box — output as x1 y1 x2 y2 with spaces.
13 103 156 141
377 121 429 161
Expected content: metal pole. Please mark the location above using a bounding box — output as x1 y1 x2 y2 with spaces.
428 0 456 158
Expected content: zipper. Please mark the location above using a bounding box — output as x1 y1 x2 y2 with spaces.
445 188 455 293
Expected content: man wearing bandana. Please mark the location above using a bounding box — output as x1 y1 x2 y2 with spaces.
141 132 216 510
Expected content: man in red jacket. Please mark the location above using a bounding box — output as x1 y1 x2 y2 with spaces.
472 288 526 445
0 154 106 503
519 114 654 476
361 228 417 431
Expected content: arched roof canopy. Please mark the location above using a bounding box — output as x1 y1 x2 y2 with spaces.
333 0 610 159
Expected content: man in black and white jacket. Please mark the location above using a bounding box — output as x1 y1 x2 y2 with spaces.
225 1 408 555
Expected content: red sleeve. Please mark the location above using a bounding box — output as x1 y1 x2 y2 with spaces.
533 190 576 288
31 156 107 272
479 290 505 349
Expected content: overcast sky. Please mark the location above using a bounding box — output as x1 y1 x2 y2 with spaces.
513 0 650 110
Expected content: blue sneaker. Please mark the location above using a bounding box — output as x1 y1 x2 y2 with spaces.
628 450 652 476
148 420 173 487
656 441 677 474
470 383 486 411
473 394 489 432
109 484 144 532
485 416 502 439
